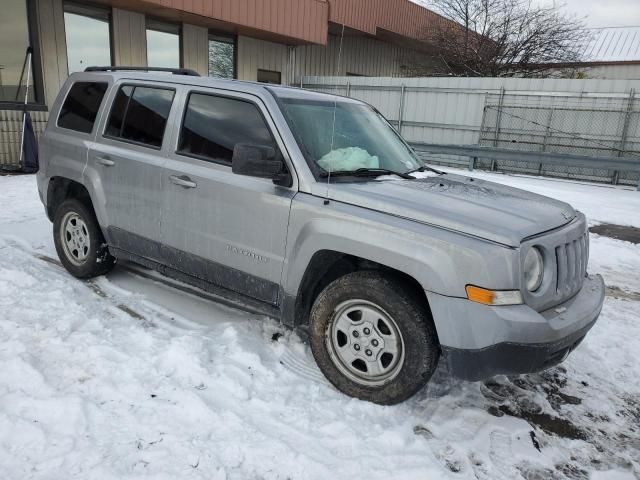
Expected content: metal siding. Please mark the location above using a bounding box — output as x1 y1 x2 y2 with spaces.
87 0 329 45
237 34 410 85
237 36 290 83
584 65 640 81
182 23 208 75
0 110 48 168
584 27 640 62
328 0 447 41
303 75 640 146
112 9 147 67
36 0 68 108
47 0 447 46
303 76 640 185
291 34 405 82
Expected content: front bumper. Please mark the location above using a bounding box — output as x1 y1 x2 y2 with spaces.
426 274 605 381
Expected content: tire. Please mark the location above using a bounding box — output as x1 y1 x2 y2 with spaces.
309 271 440 405
53 198 115 279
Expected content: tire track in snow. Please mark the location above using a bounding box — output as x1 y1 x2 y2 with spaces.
19 240 341 387
9 237 330 386
0 238 186 332
279 348 329 385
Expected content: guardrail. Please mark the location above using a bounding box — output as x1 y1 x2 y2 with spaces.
410 143 640 191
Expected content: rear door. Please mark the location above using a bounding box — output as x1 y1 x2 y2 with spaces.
160 89 297 305
87 82 177 261
44 80 110 186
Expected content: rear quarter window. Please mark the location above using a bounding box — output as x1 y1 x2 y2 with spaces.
57 82 109 134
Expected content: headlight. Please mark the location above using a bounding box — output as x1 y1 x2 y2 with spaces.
524 247 544 292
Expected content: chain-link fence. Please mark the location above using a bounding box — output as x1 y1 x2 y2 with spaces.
303 76 640 187
478 90 639 186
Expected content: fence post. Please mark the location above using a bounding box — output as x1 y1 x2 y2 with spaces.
616 88 635 185
490 87 506 172
540 108 554 175
346 81 351 97
397 84 406 133
492 87 505 148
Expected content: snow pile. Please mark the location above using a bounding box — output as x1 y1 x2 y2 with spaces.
411 170 441 179
375 169 440 182
0 236 444 479
0 173 639 479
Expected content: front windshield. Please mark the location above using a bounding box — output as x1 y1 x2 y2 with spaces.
277 96 421 175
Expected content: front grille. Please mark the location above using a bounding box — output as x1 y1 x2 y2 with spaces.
555 231 589 298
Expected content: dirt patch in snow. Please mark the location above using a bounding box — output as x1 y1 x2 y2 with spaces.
480 367 640 476
589 224 640 244
605 285 640 302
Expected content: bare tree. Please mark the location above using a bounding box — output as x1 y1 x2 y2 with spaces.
410 0 591 77
208 40 234 78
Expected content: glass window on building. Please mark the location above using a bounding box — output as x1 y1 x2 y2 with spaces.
0 0 35 103
208 34 235 79
64 3 112 74
146 20 181 68
257 69 281 85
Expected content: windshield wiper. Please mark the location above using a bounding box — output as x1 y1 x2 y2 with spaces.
406 165 443 175
320 168 415 180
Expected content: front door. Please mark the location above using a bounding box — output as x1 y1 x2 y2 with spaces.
88 83 177 261
160 90 296 305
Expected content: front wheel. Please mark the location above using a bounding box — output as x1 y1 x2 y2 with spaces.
309 271 440 405
53 198 115 279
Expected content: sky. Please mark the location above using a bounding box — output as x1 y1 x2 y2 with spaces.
414 0 640 28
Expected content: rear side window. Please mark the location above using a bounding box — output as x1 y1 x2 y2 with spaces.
57 82 108 133
177 93 276 163
105 85 175 148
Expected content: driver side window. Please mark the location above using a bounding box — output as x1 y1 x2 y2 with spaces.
177 92 277 164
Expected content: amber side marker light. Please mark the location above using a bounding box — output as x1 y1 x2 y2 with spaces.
465 285 523 306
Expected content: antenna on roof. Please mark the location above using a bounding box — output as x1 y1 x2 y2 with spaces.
324 23 346 206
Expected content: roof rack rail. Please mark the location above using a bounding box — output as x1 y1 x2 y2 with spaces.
84 66 200 76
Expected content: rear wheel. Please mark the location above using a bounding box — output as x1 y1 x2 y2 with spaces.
53 198 115 279
309 271 440 405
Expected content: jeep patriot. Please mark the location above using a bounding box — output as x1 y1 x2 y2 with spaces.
36 68 605 404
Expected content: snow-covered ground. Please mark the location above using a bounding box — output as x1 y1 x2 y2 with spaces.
0 171 638 479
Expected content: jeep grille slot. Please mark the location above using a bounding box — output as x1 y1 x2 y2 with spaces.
555 232 588 298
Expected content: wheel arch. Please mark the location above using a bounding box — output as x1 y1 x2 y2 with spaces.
281 249 433 330
46 177 96 222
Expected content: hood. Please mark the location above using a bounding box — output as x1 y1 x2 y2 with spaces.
315 173 576 247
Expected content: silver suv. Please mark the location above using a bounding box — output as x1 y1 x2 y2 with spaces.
36 68 605 405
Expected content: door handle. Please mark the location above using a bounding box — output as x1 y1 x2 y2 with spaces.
169 175 197 189
96 156 115 167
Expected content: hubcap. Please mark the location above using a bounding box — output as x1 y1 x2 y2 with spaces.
60 211 91 266
326 300 405 386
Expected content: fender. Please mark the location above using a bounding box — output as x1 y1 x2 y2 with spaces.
82 156 112 240
280 193 519 325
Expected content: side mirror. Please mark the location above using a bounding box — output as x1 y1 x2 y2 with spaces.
232 144 291 186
